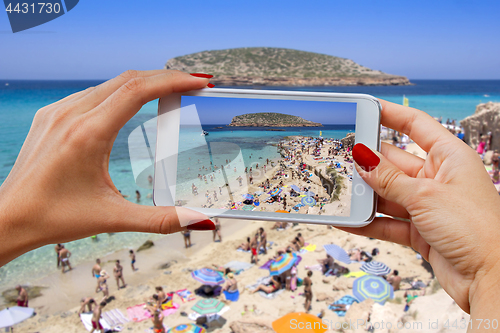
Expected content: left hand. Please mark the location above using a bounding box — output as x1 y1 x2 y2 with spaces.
0 70 214 267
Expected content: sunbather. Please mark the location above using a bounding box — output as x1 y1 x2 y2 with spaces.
251 276 281 294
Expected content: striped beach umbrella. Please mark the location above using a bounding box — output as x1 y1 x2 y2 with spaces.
301 196 316 207
167 323 206 333
191 268 224 286
353 275 394 305
270 188 282 196
323 244 351 264
242 205 254 211
242 193 254 200
191 298 224 315
270 253 298 276
360 261 391 276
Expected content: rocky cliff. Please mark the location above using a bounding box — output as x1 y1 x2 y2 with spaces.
165 47 411 86
228 112 321 127
460 102 500 151
341 132 356 148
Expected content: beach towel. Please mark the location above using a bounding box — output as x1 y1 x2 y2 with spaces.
127 304 151 322
161 292 175 309
329 295 359 317
301 244 316 252
304 264 323 271
258 288 284 299
102 309 129 327
224 261 254 272
80 313 111 331
176 289 196 303
223 289 240 302
236 248 251 253
344 271 367 278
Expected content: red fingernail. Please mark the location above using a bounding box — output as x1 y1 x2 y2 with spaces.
352 143 380 172
187 219 215 231
207 83 215 88
190 73 214 79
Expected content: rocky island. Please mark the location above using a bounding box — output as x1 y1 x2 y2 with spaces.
228 112 322 127
165 47 410 86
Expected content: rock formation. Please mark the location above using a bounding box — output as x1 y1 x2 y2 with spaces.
341 132 356 148
460 102 500 151
165 47 411 86
228 112 322 127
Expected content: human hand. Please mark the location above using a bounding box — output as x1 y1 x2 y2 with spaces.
340 100 500 316
0 70 215 267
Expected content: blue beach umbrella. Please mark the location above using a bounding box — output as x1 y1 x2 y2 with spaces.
360 261 391 276
353 275 394 305
301 196 316 207
290 185 301 192
304 191 315 197
168 324 206 333
270 188 282 196
269 253 298 276
191 268 224 286
323 244 351 264
242 193 254 200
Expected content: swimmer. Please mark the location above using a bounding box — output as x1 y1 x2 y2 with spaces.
129 250 137 271
92 259 102 292
59 246 72 273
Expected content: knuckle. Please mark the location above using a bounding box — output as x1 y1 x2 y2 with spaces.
122 76 147 94
119 69 140 81
378 167 405 198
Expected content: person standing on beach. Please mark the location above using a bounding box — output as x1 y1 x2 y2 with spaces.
129 250 137 271
303 270 313 312
259 227 267 255
182 230 192 248
250 233 259 263
152 310 165 333
213 218 222 242
59 246 72 273
92 259 102 292
98 270 110 301
386 270 401 291
91 301 106 333
113 260 126 289
55 243 63 268
15 285 28 307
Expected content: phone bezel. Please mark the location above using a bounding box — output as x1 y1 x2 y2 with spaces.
154 88 380 227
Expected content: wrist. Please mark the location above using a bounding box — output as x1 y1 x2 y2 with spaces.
469 257 500 320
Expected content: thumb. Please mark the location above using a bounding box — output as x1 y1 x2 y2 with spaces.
116 204 215 234
352 143 417 208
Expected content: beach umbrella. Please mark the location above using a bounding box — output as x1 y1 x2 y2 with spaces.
167 323 206 333
273 312 327 333
304 191 315 197
360 261 391 276
323 244 351 264
191 298 224 315
242 193 254 200
255 191 264 195
191 268 225 286
290 184 301 192
275 210 290 213
270 188 282 196
270 253 298 276
301 196 316 207
0 306 34 329
353 275 394 305
242 205 254 211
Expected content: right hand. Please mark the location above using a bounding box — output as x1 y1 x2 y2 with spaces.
340 100 500 315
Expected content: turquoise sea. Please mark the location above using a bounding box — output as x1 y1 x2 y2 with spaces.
1 79 499 287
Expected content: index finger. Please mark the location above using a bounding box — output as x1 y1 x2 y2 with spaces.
379 99 456 152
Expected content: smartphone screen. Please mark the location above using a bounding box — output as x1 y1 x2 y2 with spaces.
174 95 356 217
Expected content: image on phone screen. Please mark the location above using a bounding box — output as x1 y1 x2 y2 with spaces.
174 96 356 217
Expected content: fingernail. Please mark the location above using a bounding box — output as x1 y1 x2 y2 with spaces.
207 83 215 88
187 219 215 231
352 143 380 172
190 73 213 79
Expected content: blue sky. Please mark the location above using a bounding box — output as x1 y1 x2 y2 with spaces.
181 96 357 125
1 0 499 80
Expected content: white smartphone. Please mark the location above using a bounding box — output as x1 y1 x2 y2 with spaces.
154 88 380 227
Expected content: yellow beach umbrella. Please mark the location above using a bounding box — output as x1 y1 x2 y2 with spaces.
272 312 327 333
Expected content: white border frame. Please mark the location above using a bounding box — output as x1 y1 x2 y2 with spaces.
154 88 381 227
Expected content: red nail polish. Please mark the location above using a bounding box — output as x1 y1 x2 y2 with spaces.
207 83 215 88
187 219 215 231
190 73 214 79
352 143 380 172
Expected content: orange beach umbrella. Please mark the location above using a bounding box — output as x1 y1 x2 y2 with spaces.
272 312 327 333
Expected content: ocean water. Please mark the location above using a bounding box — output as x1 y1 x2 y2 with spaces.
0 79 499 287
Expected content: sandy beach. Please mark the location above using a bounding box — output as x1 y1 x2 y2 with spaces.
10 212 469 333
